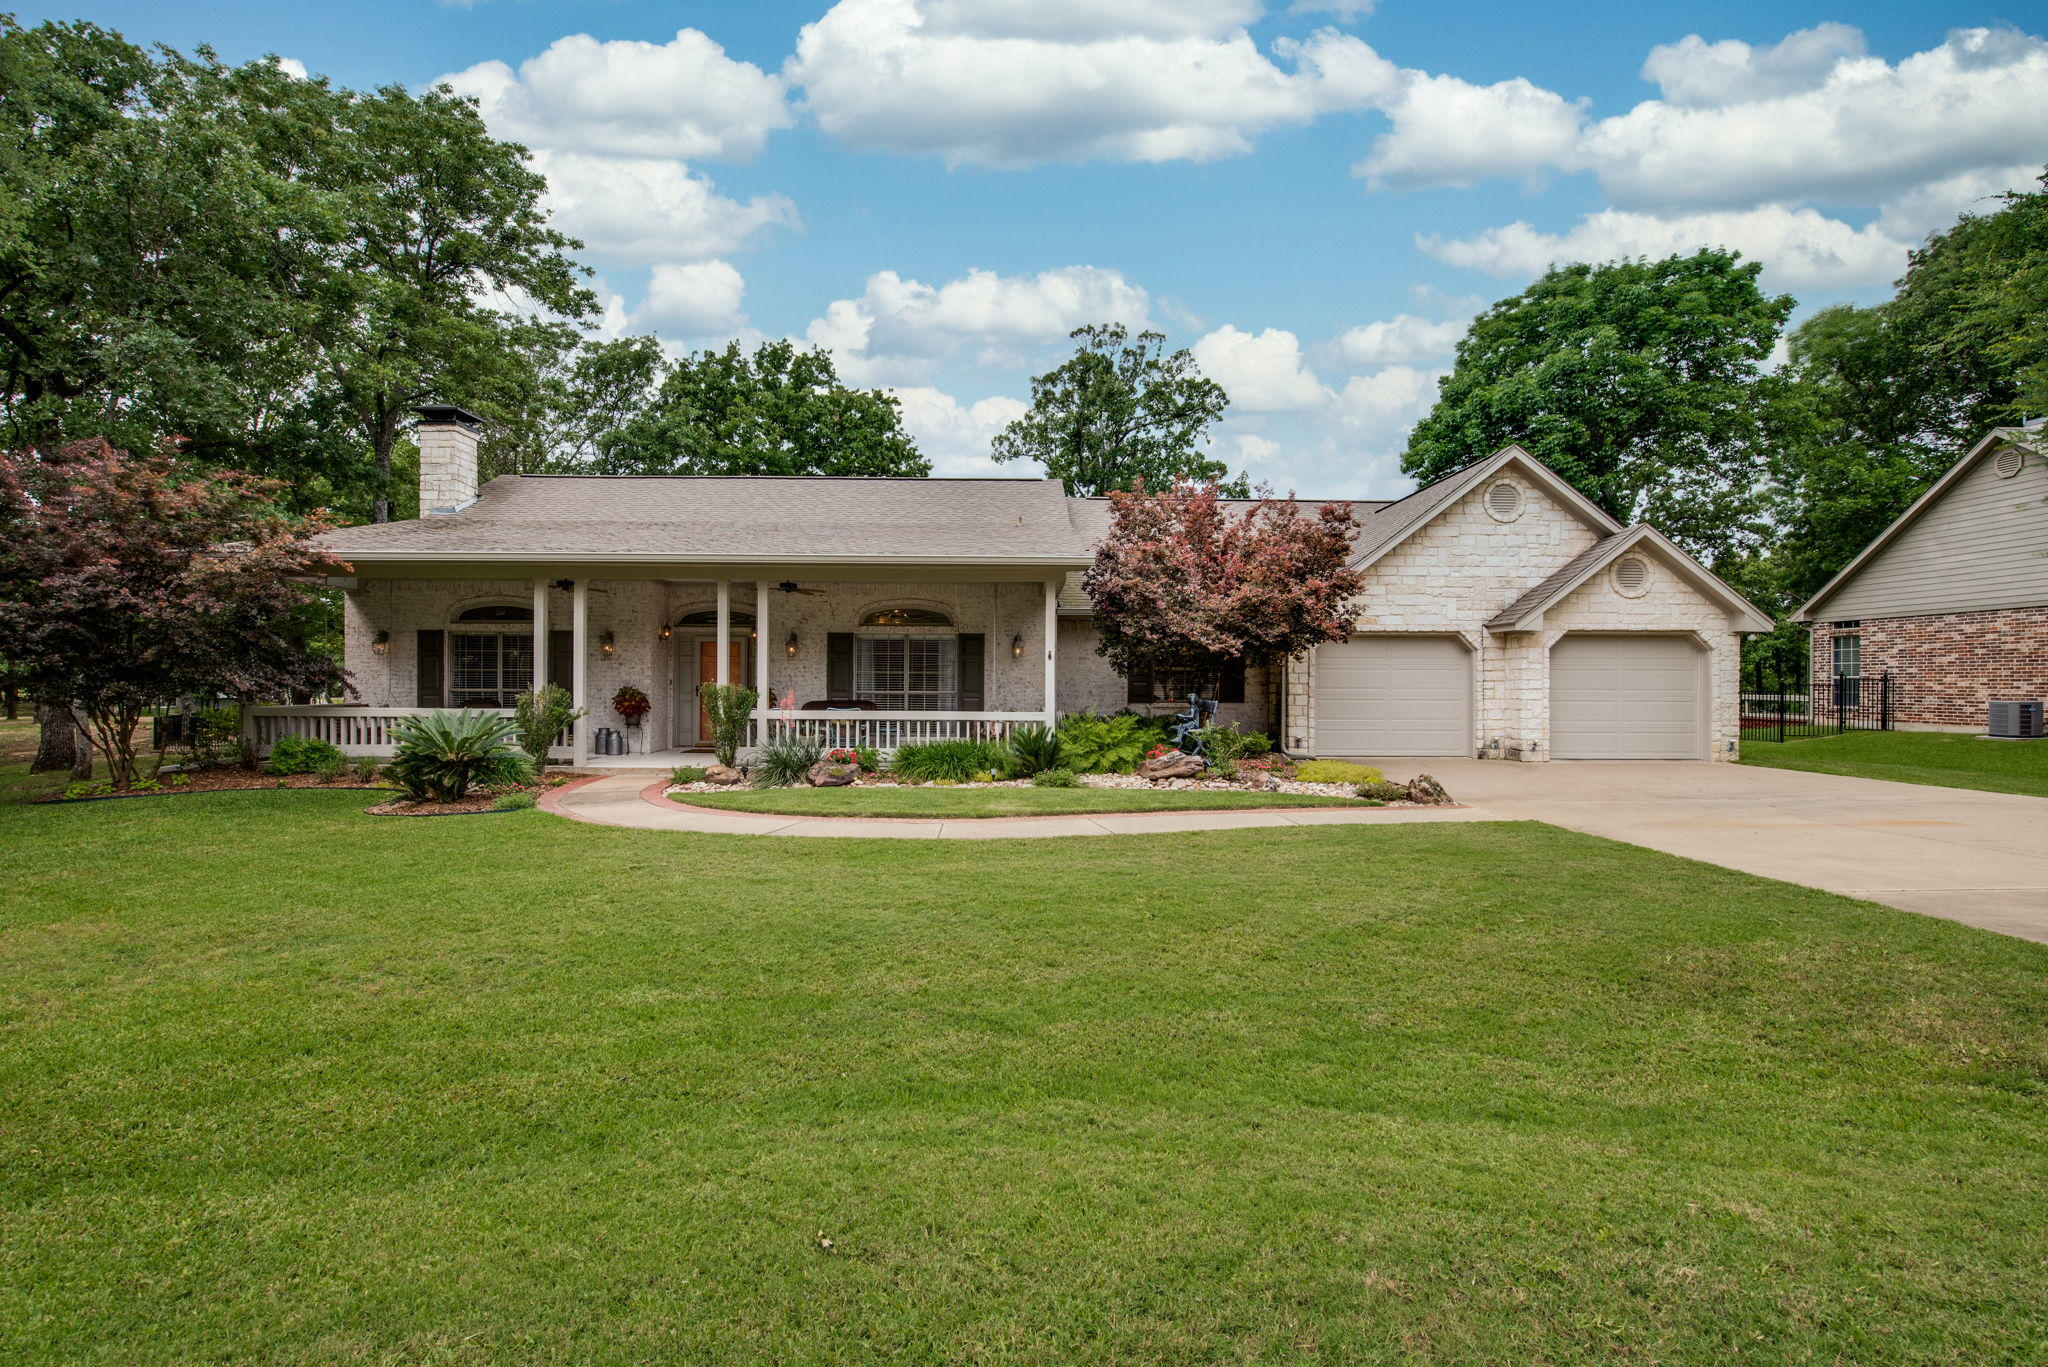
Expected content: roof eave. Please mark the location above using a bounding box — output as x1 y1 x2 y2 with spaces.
319 548 1095 568
1351 445 1624 572
1488 525 1775 633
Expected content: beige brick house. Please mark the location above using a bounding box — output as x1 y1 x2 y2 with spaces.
1796 427 2048 732
254 409 1769 765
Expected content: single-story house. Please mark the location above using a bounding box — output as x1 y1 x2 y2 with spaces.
255 406 1770 765
1795 427 2048 732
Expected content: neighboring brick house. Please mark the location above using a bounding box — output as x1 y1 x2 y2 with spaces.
256 410 1770 765
1796 429 2048 731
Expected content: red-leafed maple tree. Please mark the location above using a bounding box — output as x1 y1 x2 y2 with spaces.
1084 480 1364 693
0 440 350 787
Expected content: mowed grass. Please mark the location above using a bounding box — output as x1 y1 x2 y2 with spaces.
677 784 1366 817
3 787 2048 1363
1742 727 2048 799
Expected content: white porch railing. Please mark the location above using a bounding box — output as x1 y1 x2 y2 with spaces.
244 705 572 758
750 710 1049 751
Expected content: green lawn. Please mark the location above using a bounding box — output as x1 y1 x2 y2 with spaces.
1742 727 2048 799
3 740 2047 1361
678 784 1367 817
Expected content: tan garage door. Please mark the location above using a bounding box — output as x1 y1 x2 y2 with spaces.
1315 635 1471 755
1549 635 1702 760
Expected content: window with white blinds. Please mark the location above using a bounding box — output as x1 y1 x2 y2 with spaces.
450 632 534 706
858 635 957 710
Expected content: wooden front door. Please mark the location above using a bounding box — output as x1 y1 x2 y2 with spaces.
696 640 746 743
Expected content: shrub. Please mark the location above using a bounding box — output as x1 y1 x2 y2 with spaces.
1195 723 1269 766
670 765 710 784
970 770 996 784
1054 709 1167 773
1295 759 1385 784
351 757 384 784
266 734 345 776
826 745 883 774
698 683 758 768
1033 767 1079 788
311 750 350 782
891 738 1008 784
1006 723 1066 776
491 791 538 811
182 705 242 768
387 710 534 802
513 683 584 766
752 733 823 788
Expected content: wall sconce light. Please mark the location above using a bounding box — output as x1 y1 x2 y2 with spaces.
371 629 391 656
658 623 672 641
599 630 616 656
785 631 800 658
1010 633 1024 659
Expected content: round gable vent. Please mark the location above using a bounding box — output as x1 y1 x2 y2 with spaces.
1612 556 1650 596
1994 447 2024 479
1484 480 1523 521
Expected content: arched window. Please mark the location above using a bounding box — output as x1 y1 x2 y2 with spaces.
673 610 756 628
448 604 533 705
860 606 953 628
453 604 534 623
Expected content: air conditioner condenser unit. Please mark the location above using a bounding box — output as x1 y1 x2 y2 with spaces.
1988 700 2044 739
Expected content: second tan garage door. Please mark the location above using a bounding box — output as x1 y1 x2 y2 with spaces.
1549 634 1703 759
1315 635 1471 755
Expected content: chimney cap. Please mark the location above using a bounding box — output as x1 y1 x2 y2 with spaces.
415 403 485 430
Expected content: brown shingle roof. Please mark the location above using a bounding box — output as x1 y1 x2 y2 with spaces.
1484 531 1636 629
317 474 1095 562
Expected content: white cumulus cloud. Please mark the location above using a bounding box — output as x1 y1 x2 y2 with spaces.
634 260 747 334
1192 326 1328 411
887 386 1031 476
1640 22 1867 107
534 152 797 263
786 0 1394 166
1328 313 1468 366
439 28 792 161
1419 205 1916 292
1353 72 1587 190
806 265 1152 384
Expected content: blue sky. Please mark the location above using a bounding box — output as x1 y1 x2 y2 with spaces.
23 0 2048 494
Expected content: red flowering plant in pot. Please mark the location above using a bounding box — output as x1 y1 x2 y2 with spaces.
611 685 651 728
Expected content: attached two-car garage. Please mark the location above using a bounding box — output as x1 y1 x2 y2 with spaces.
1310 631 1706 760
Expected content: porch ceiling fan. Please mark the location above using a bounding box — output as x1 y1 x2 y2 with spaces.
774 580 826 596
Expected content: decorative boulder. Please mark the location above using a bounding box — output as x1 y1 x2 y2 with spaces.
1404 773 1452 806
807 761 857 787
703 764 744 786
1138 750 1207 782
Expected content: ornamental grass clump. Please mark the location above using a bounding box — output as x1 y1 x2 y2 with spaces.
890 738 1008 784
387 710 534 803
697 683 758 768
752 734 823 788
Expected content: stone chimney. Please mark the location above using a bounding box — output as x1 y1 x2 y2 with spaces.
415 404 484 515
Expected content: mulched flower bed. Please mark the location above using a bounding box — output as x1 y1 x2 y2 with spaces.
669 772 1414 803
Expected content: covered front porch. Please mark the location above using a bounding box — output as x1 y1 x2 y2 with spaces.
248 567 1073 766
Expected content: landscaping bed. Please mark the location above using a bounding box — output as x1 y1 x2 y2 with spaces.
671 784 1377 818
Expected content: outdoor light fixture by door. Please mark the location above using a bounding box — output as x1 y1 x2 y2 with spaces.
371 629 390 655
658 623 672 641
599 630 616 656
1011 634 1024 659
785 631 800 657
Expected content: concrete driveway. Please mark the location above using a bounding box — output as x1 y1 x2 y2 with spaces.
1355 756 2048 943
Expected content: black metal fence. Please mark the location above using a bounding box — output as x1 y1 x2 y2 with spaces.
1740 672 1894 742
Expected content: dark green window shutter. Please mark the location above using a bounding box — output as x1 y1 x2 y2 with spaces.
1219 657 1246 704
957 634 985 710
415 630 445 707
827 633 855 699
548 630 573 694
1125 666 1153 705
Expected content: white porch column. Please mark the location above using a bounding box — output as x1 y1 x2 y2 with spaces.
715 580 732 686
754 581 771 708
571 579 589 766
531 578 549 690
1043 578 1059 722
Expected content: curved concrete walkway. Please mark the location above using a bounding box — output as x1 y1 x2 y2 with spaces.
542 774 1504 840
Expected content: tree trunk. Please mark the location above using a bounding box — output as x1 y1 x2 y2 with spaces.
371 409 398 523
30 703 94 779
